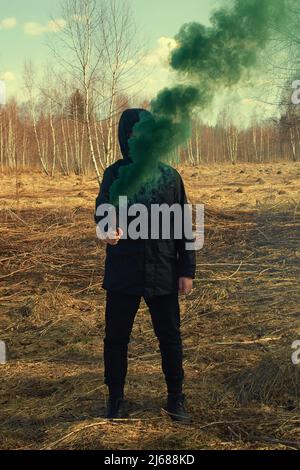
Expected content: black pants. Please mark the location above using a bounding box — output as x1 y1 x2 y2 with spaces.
104 291 184 397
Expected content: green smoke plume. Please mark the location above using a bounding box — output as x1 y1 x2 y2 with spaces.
109 86 206 204
109 0 289 204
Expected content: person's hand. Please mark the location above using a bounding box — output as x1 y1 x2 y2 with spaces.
179 277 193 295
104 227 123 246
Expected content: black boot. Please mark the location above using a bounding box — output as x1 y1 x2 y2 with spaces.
165 393 191 424
105 397 125 419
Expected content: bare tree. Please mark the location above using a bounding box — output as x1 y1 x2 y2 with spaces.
23 61 49 175
48 0 143 179
48 0 104 182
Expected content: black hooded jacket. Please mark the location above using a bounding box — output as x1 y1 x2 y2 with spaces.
94 108 196 297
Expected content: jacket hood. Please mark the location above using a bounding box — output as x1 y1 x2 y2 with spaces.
118 108 151 161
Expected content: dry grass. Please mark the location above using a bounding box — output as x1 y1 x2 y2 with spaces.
0 162 300 450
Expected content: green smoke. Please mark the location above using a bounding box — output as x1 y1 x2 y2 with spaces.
109 0 289 204
171 0 286 84
109 86 206 204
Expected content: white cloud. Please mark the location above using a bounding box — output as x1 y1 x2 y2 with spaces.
0 17 17 30
142 37 177 68
125 37 177 99
0 71 16 81
47 19 67 32
24 19 66 36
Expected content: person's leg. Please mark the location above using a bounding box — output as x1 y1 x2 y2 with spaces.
144 293 184 395
104 290 141 398
145 293 190 423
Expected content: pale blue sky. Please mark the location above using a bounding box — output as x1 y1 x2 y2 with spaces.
0 0 281 126
0 0 216 99
0 0 217 95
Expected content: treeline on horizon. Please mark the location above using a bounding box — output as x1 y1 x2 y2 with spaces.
0 88 298 176
1 0 300 177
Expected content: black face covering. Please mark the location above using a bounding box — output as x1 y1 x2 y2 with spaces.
118 108 151 161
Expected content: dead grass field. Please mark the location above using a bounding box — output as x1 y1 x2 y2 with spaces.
0 162 300 450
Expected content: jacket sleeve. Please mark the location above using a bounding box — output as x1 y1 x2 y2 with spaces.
175 176 196 279
94 168 114 224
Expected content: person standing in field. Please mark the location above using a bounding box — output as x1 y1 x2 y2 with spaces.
95 108 195 423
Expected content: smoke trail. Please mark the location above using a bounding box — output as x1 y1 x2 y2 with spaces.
109 0 288 204
109 86 207 204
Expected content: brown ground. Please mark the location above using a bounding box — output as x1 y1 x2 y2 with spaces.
0 162 299 450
